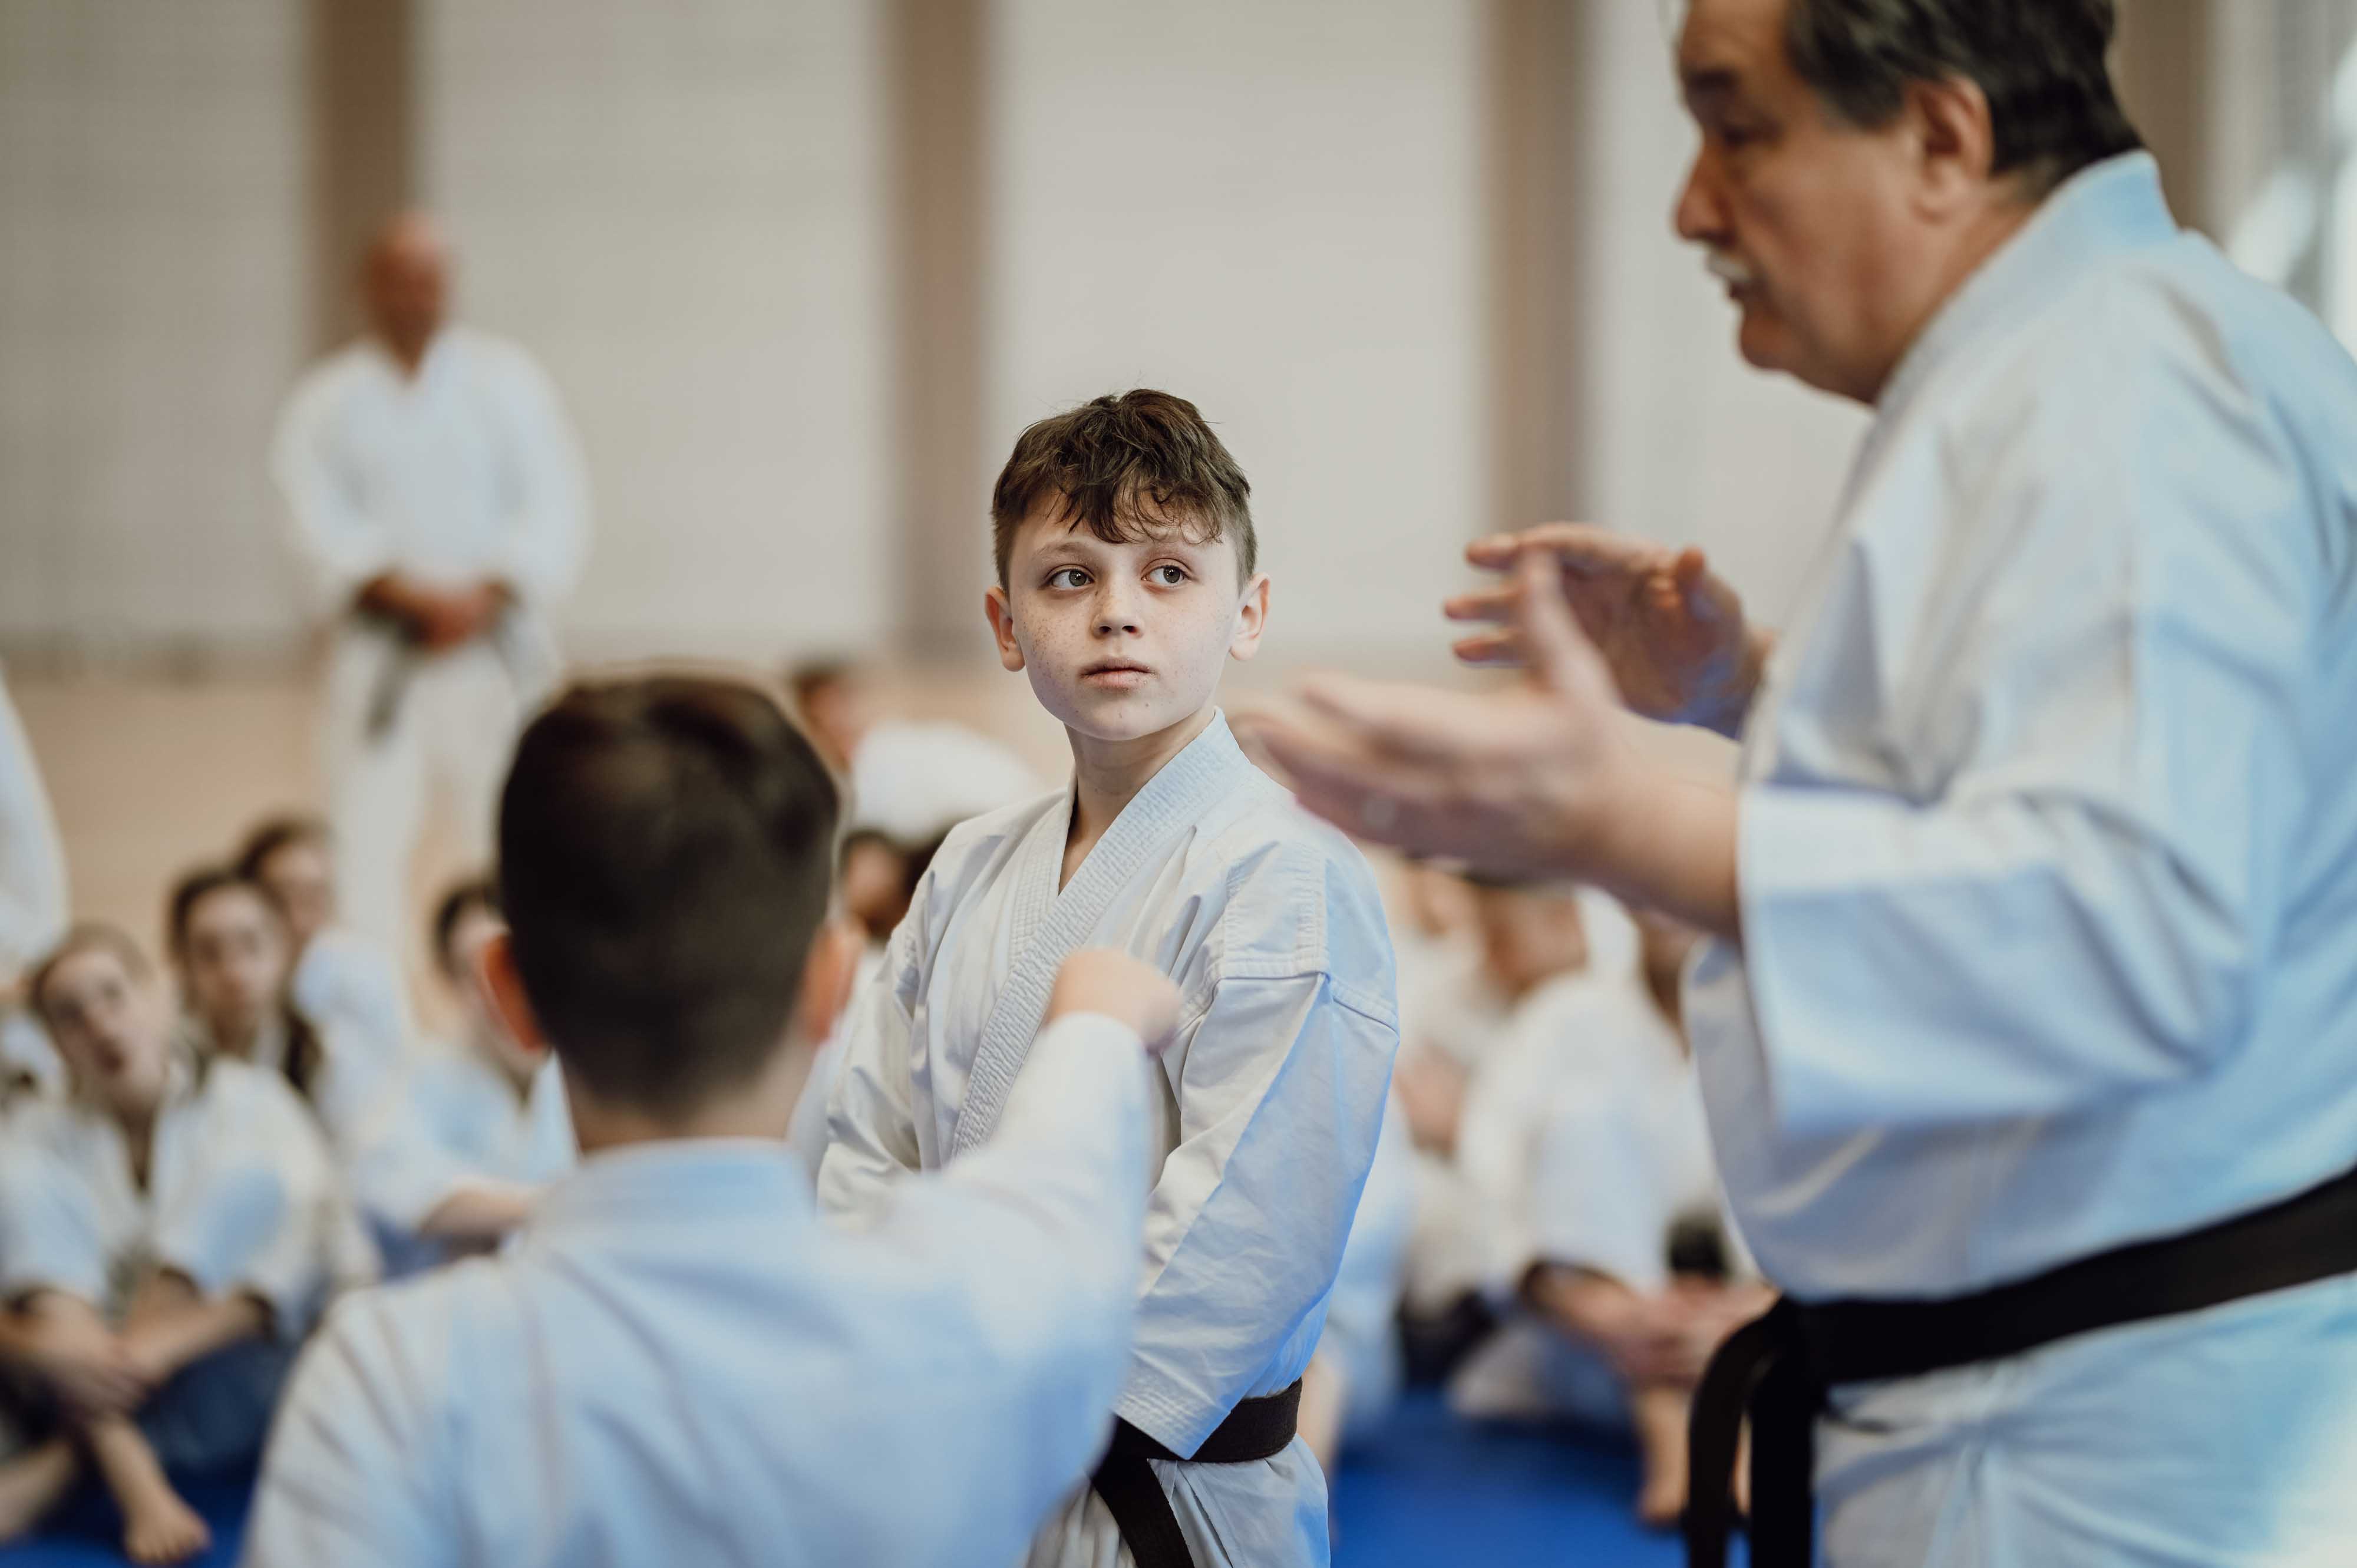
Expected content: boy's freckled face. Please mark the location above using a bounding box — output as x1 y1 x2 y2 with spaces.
991 503 1266 743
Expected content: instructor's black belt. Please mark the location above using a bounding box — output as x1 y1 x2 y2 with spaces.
1088 1379 1300 1568
1687 1158 2357 1568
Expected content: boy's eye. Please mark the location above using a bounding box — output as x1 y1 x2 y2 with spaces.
1046 567 1090 590
1150 565 1189 586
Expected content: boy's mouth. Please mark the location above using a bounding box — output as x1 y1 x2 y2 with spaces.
1081 660 1151 689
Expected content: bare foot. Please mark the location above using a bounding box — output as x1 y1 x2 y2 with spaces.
1632 1384 1691 1530
0 1438 80 1543
84 1417 212 1565
121 1484 211 1564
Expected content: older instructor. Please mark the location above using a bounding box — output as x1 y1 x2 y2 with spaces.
1255 2 2357 1564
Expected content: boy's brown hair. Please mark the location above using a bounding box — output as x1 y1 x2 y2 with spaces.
990 389 1255 589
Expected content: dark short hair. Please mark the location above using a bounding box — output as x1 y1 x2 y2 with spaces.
233 813 331 883
499 676 840 1120
1784 0 2141 196
167 865 283 959
430 876 502 980
990 389 1255 589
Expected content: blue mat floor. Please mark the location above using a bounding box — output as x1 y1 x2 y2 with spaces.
2 1391 1727 1566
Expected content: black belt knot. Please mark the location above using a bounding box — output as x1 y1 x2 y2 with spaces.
1088 1379 1301 1568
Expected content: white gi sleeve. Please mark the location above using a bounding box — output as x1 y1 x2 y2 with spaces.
1741 329 2313 1137
815 919 926 1227
269 368 398 614
0 673 67 979
240 1293 455 1568
1117 968 1398 1453
481 345 589 608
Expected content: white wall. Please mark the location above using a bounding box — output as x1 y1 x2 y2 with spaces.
419 0 892 665
1572 2 1869 628
986 0 1487 675
0 0 310 657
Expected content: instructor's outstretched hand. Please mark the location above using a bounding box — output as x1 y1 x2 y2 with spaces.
1447 524 1768 740
1245 554 1744 942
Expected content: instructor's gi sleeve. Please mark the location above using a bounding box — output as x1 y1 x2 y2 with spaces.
478 346 589 608
1741 321 2313 1137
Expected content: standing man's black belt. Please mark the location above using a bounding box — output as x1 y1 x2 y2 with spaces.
1088 1379 1302 1568
1686 1158 2357 1568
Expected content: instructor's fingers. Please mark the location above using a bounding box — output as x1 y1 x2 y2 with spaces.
1444 587 1517 625
1451 630 1525 668
1466 521 1666 576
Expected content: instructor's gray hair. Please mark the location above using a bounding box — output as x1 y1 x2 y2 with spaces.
1786 0 2143 196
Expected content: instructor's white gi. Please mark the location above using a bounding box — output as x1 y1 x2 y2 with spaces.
242 1014 1156 1568
270 328 588 952
1688 153 2357 1564
820 715 1400 1568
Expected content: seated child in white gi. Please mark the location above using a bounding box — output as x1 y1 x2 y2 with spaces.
1450 911 1771 1527
167 866 385 1147
348 877 573 1277
820 389 1401 1568
0 925 353 1564
233 816 410 1074
243 675 1179 1568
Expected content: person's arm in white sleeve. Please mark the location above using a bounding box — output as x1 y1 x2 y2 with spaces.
484 349 588 608
815 917 927 1227
0 672 67 987
1739 336 2312 1137
240 1296 454 1568
269 370 398 615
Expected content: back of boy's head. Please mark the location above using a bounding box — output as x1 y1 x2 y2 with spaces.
991 389 1254 589
498 676 840 1120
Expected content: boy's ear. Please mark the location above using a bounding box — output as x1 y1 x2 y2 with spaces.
1229 573 1272 663
982 585 1026 673
477 932 550 1059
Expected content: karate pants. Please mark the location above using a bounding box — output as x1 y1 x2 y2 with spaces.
1817 1274 2357 1567
322 629 524 956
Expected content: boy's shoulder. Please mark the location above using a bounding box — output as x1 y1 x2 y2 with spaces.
1190 777 1397 1014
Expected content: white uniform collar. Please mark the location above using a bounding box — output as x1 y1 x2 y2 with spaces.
525 1137 810 1240
1876 152 2178 427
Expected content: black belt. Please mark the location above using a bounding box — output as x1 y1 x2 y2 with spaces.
1686 1158 2357 1567
1088 1380 1301 1568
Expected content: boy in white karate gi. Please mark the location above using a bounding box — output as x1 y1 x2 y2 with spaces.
0 926 352 1565
348 877 572 1277
820 389 1401 1568
0 665 69 1100
235 815 411 1077
243 675 1180 1568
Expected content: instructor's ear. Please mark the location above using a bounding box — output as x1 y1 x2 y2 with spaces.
1229 575 1271 663
479 932 551 1058
1903 74 1996 217
983 586 1026 674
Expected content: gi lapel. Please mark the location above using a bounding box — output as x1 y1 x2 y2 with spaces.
950 714 1249 1157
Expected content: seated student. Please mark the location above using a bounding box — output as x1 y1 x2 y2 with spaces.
1396 879 1625 1357
0 925 355 1565
348 877 573 1277
167 866 384 1146
235 815 411 1073
1448 912 1771 1528
821 389 1399 1568
243 675 1178 1568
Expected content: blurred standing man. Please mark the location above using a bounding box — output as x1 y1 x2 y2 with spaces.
1253 2 2357 1564
272 213 589 954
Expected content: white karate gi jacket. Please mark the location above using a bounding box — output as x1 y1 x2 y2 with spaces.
242 1014 1156 1568
348 1044 573 1276
1688 151 2357 1563
0 667 68 1097
820 714 1400 1568
0 1053 355 1336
